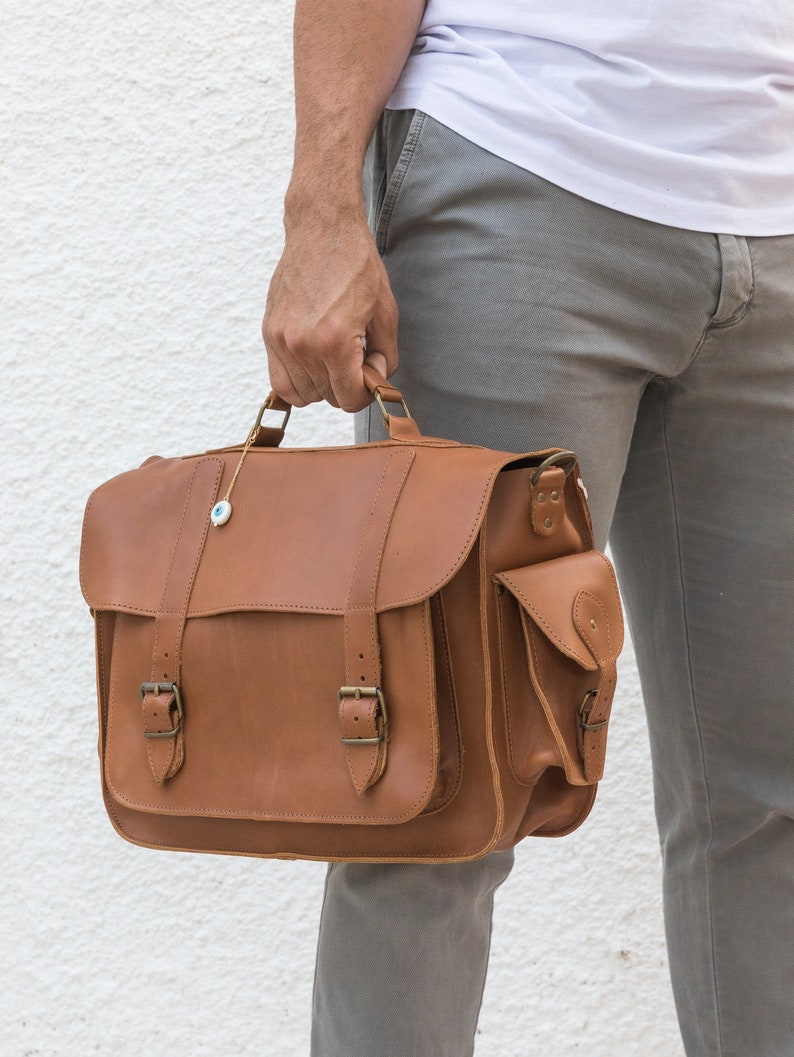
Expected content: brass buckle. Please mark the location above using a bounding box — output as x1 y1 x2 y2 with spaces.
578 689 605 731
140 681 183 739
530 450 578 485
338 686 388 745
577 689 605 757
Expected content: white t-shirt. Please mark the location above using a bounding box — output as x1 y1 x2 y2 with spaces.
388 0 794 235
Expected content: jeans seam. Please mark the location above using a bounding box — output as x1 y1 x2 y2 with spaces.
661 388 725 1055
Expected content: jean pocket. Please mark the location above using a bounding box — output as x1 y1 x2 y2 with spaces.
371 109 427 254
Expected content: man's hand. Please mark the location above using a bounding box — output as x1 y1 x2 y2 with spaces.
260 0 426 411
262 206 398 412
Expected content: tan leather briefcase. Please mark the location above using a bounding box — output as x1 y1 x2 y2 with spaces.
80 371 623 862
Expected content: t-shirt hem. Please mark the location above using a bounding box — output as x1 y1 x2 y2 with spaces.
386 87 794 238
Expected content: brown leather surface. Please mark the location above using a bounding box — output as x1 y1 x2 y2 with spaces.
81 442 528 617
81 380 624 862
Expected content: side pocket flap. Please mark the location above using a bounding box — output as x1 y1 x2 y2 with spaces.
495 551 623 671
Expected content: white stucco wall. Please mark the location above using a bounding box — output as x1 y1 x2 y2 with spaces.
2 3 684 1054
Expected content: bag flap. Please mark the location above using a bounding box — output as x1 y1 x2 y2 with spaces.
495 552 623 669
81 440 525 616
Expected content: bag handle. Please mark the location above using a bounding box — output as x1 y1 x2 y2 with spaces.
252 368 421 448
211 371 419 526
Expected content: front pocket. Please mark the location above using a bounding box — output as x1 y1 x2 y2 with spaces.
103 604 442 826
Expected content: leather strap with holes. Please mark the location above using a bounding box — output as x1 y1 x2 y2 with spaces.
142 457 223 784
572 589 619 782
529 466 567 538
339 449 414 795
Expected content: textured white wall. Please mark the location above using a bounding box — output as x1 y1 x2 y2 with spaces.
2 3 683 1054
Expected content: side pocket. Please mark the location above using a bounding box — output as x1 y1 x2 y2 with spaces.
372 109 427 254
495 551 623 788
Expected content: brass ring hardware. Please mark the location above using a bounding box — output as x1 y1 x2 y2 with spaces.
530 450 578 485
253 395 292 435
374 389 411 427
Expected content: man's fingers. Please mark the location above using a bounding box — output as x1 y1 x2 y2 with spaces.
367 285 400 378
363 350 388 380
266 346 324 408
325 337 377 412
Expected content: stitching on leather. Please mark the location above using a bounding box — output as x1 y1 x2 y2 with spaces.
84 450 518 614
146 458 221 780
105 613 125 766
105 600 442 825
416 599 440 808
603 553 624 641
106 601 497 859
361 450 414 673
367 452 413 602
96 614 111 747
574 591 612 660
172 458 223 674
151 461 202 676
496 592 528 788
420 593 464 813
342 451 413 789
105 799 501 861
105 768 437 825
79 488 98 599
500 575 591 668
377 466 502 608
523 616 575 778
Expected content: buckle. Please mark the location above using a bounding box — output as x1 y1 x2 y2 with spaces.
575 693 604 761
338 686 388 745
577 689 605 731
140 681 183 738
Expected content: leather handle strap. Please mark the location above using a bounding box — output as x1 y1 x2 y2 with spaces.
363 366 421 441
361 364 404 406
255 368 421 448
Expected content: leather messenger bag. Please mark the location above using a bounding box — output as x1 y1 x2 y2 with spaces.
80 370 623 863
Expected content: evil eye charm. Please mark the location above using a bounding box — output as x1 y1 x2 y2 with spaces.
210 499 232 527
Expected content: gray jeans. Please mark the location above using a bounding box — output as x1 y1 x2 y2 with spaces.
311 111 794 1057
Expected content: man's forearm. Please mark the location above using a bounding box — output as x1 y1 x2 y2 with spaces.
287 0 426 218
262 0 425 410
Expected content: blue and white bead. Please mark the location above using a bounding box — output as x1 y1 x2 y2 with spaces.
210 499 232 526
